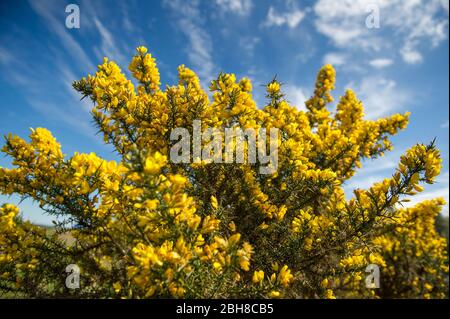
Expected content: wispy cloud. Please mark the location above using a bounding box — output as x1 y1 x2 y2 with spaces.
1 2 99 139
314 0 449 65
369 58 394 69
344 156 450 216
29 0 95 71
314 0 372 48
348 76 409 119
323 52 347 66
0 45 97 140
93 18 127 67
284 84 309 111
26 98 95 138
119 1 138 33
437 171 449 184
163 0 216 84
239 36 260 58
344 174 387 191
55 61 93 113
359 154 399 175
401 186 449 216
343 150 400 191
400 45 423 64
215 0 253 16
0 46 16 65
263 2 306 29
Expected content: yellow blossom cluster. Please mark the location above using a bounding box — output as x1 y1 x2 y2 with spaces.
0 46 447 298
129 46 160 92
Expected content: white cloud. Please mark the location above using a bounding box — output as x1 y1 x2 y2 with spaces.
314 0 449 64
349 76 409 119
438 171 449 184
56 61 93 113
284 85 309 111
344 158 450 216
314 0 376 48
345 174 387 191
401 186 449 216
359 155 398 175
441 120 449 128
442 0 450 13
323 52 347 66
0 46 16 65
343 150 400 191
0 45 98 139
0 15 97 141
93 18 127 67
239 37 260 57
0 45 98 138
369 58 394 68
164 0 215 83
401 171 449 215
263 4 305 29
29 0 95 72
215 0 253 16
118 1 138 33
400 46 423 64
27 98 96 139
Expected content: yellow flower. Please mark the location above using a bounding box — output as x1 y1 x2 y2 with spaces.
239 77 252 92
145 199 159 210
129 46 160 90
144 152 167 175
213 262 222 272
169 174 187 186
252 270 264 284
229 233 241 246
269 291 281 298
267 82 281 95
113 282 122 294
424 283 433 291
210 195 218 210
136 46 148 55
278 265 294 287
325 289 336 299
1 45 447 300
194 234 205 246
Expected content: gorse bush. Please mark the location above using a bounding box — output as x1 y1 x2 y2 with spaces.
0 46 447 299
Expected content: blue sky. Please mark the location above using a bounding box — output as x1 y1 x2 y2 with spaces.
0 0 449 224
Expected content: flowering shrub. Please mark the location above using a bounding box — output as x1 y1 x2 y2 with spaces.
0 46 447 298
